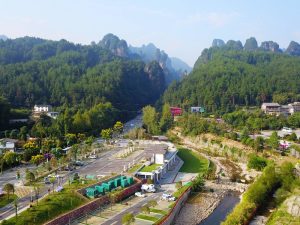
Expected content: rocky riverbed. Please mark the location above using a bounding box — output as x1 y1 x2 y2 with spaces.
174 190 228 225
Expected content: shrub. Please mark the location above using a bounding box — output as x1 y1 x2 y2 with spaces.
247 154 268 171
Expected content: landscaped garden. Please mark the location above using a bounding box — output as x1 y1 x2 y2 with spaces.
140 164 162 172
1 179 98 225
177 148 209 173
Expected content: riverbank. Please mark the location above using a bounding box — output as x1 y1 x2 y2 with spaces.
174 190 228 225
174 188 242 225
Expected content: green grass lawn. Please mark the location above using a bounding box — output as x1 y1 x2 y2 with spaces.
128 164 142 173
173 183 191 198
0 194 18 208
136 214 159 222
177 148 209 173
140 164 162 172
149 208 167 215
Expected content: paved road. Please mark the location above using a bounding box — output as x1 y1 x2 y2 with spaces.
101 193 161 225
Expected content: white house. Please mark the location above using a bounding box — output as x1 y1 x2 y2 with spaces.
33 105 53 113
0 138 18 153
136 143 178 183
33 104 59 119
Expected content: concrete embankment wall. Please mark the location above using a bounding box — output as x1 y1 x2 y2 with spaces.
157 187 191 225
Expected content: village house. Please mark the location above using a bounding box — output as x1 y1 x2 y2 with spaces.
261 102 300 116
0 138 18 154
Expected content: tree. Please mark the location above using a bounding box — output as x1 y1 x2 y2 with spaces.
25 170 35 184
288 132 298 141
65 133 77 146
121 213 135 225
67 144 79 161
159 103 173 132
142 105 160 134
268 131 279 149
147 200 157 207
240 126 250 141
14 198 18 220
49 177 56 192
175 181 183 189
247 154 268 171
19 126 28 141
192 174 205 192
141 205 150 214
3 152 17 168
254 136 265 152
101 128 113 142
280 162 295 191
33 182 41 205
30 154 44 166
113 121 124 136
0 155 4 174
3 183 14 200
50 157 58 168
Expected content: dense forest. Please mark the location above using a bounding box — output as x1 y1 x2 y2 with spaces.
0 36 167 132
163 45 300 114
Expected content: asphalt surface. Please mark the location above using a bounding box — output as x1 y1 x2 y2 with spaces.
0 114 144 221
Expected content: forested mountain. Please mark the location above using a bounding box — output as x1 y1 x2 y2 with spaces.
0 35 167 132
97 33 189 83
128 41 190 82
163 38 300 114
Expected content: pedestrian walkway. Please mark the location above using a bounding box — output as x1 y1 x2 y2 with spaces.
160 156 183 184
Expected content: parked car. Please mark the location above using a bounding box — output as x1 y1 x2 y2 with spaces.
282 127 293 134
135 192 146 198
161 193 172 200
167 196 176 201
89 155 97 159
73 161 84 166
161 193 176 201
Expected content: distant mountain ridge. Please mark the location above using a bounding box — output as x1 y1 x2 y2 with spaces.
0 35 8 41
195 37 300 68
98 33 191 83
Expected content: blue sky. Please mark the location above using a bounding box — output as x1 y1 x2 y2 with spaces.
1 0 300 66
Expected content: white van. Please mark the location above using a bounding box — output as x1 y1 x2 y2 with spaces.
282 127 293 134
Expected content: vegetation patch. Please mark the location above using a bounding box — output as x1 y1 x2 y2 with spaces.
149 208 167 215
1 181 95 225
140 164 162 172
128 163 143 173
177 148 209 173
136 214 158 222
0 194 18 208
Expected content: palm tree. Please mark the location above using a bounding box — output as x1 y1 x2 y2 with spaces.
3 183 14 200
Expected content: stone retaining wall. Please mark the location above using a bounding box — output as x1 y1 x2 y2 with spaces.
156 186 191 225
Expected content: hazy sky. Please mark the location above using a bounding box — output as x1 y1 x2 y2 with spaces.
1 0 300 66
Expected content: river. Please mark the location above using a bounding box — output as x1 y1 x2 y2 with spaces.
199 192 240 225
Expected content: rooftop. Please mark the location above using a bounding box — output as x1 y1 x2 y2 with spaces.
262 103 280 107
139 164 162 172
0 138 18 143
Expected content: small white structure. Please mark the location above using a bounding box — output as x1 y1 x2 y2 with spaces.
0 138 18 153
33 105 52 113
136 143 178 183
33 104 59 119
